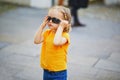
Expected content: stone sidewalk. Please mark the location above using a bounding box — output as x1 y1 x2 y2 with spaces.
0 4 120 80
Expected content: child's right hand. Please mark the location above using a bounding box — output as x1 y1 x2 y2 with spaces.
41 16 49 28
43 16 49 24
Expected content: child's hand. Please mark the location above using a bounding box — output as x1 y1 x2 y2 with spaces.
43 16 48 25
41 16 49 28
59 20 69 29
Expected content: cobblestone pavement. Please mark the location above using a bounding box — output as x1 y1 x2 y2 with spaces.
0 4 120 80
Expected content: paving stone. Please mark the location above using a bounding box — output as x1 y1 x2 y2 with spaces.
69 37 120 59
2 54 40 68
95 59 120 72
0 42 10 49
68 55 98 67
14 67 43 80
0 76 14 80
1 43 40 57
68 76 96 80
0 63 25 80
0 50 14 61
68 65 99 79
108 52 120 64
96 69 120 80
0 65 22 77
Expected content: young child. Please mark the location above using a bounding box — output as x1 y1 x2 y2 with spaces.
34 6 71 80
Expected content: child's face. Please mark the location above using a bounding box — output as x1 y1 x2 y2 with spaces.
47 9 63 31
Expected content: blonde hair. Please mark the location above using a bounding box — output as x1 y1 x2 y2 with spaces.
49 6 72 33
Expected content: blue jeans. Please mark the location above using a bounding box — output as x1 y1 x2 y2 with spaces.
43 69 67 80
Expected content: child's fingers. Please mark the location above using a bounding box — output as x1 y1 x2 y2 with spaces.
44 16 49 21
43 16 49 23
61 20 69 24
60 20 69 28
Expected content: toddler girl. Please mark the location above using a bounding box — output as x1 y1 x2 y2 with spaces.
34 6 71 80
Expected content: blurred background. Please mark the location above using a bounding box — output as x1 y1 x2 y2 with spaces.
0 0 120 8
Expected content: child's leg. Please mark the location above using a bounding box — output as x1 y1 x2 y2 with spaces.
43 69 67 80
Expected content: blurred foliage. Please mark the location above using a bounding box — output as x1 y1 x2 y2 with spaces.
0 2 17 14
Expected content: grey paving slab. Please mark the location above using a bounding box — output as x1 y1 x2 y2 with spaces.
108 52 120 64
0 8 48 44
0 76 14 80
95 59 120 72
0 60 29 71
69 37 120 61
69 39 112 59
96 69 120 80
0 42 10 49
0 50 14 61
68 65 99 79
0 42 40 57
2 54 40 68
0 63 24 80
68 77 96 80
14 67 43 80
0 65 22 77
68 55 98 67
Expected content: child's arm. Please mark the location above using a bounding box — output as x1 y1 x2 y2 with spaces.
34 17 48 44
53 20 69 46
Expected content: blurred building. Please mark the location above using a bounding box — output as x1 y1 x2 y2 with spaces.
0 0 120 8
0 0 51 8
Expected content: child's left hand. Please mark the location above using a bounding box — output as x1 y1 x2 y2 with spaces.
59 20 70 29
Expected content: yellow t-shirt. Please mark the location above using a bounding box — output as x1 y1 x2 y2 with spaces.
40 29 70 71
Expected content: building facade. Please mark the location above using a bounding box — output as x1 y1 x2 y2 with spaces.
0 0 52 8
0 0 120 8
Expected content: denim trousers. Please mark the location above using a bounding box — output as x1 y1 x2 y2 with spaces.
43 69 67 80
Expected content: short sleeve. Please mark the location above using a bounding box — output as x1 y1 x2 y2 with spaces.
63 33 70 44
